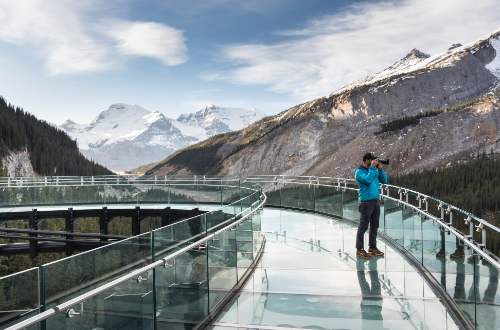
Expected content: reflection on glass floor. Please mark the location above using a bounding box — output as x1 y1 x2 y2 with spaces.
210 208 459 329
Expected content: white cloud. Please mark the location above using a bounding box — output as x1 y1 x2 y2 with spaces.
206 0 500 101
105 20 187 66
0 0 187 75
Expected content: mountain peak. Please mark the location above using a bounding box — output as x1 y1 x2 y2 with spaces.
60 119 84 131
60 103 264 171
108 103 130 110
201 104 217 110
105 103 149 114
61 119 76 127
402 48 430 60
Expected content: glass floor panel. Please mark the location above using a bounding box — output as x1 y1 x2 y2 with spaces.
212 208 458 329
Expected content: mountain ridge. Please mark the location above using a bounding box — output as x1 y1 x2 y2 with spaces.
61 104 265 171
146 27 500 178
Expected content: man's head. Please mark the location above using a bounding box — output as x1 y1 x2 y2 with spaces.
362 152 376 167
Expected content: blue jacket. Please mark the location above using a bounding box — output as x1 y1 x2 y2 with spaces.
354 165 388 201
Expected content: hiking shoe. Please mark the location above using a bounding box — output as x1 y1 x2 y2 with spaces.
450 249 465 260
436 249 446 259
368 247 384 257
356 249 369 260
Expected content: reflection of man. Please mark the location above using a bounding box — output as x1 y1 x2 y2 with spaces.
483 265 498 303
438 236 465 260
173 250 207 329
452 251 466 302
354 152 388 259
357 257 383 328
482 265 498 328
450 247 498 328
450 238 465 260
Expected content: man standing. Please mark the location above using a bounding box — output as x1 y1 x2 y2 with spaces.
354 152 388 259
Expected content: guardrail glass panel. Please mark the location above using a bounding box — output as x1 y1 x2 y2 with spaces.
135 185 169 204
208 228 237 310
403 207 423 264
444 237 477 327
475 255 499 330
171 215 206 249
0 268 39 327
281 183 314 211
341 189 358 221
383 198 403 245
236 216 254 280
196 183 222 204
252 207 262 234
264 186 281 207
484 225 499 258
205 210 228 234
102 185 138 205
422 218 447 290
41 232 151 306
155 247 209 328
70 185 105 206
314 185 343 217
169 184 198 205
45 269 154 330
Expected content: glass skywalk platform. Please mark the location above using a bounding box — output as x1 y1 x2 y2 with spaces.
211 208 458 329
0 175 497 329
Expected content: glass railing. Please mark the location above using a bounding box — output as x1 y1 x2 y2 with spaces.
0 177 246 208
246 175 499 329
1 174 498 329
0 179 265 329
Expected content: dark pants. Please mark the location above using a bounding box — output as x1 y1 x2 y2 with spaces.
356 199 380 250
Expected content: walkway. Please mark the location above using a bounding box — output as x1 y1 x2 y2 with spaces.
210 208 458 329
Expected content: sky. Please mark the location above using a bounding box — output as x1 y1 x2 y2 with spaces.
0 0 499 125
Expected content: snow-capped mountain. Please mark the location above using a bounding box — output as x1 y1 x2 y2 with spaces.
176 104 264 139
60 104 264 172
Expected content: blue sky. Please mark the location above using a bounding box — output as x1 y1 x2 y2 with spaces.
0 0 499 125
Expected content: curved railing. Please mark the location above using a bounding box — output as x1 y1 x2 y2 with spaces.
0 177 266 329
245 175 499 329
1 174 498 329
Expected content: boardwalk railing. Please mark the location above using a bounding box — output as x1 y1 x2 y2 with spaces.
246 174 499 329
0 178 266 329
1 174 499 329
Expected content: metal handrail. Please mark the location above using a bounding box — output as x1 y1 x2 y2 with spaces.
0 177 265 328
11 174 488 236
245 175 500 269
1 174 498 328
4 196 266 330
0 175 241 187
247 174 500 233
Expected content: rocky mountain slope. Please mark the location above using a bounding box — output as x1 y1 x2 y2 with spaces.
146 28 500 178
61 104 264 172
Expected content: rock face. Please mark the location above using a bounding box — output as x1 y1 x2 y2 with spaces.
147 29 500 178
61 104 264 172
1 150 35 177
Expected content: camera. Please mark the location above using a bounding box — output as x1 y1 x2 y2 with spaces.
376 158 390 165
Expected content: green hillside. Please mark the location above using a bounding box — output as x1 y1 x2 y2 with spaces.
0 97 112 176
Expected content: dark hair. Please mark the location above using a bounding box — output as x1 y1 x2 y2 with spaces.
363 152 375 162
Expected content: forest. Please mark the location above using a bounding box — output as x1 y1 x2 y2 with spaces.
0 97 111 176
392 152 500 225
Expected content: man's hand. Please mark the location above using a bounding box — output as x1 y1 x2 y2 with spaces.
371 159 378 167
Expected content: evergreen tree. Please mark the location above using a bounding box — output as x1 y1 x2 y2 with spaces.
0 97 112 176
